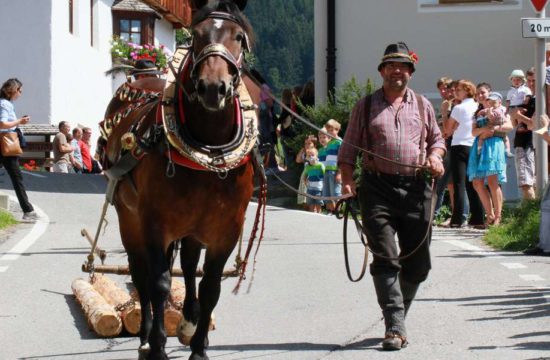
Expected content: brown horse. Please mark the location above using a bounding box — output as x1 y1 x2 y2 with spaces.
99 1 259 359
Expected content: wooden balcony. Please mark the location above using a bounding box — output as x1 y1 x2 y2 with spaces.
140 0 193 27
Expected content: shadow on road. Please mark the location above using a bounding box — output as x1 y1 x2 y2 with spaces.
419 286 550 320
0 170 107 195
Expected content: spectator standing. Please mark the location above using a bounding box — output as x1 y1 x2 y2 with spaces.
278 88 295 168
299 81 315 108
302 147 324 213
525 114 550 256
296 135 317 208
71 128 83 174
258 84 278 170
0 78 38 221
505 69 532 158
323 119 342 211
79 127 93 173
511 68 536 200
434 77 455 220
53 121 73 173
468 92 512 227
339 42 445 351
446 80 485 228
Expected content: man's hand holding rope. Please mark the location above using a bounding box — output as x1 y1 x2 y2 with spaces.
425 150 445 178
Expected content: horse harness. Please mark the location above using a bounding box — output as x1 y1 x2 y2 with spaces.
90 11 266 290
99 50 260 205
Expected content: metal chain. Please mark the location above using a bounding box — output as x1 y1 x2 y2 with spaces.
115 298 136 313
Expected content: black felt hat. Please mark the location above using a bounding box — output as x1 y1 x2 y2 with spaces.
131 59 163 76
377 42 416 73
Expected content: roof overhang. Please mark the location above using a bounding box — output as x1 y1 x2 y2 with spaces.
139 0 192 28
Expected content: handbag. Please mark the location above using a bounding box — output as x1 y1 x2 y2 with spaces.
16 127 27 148
0 131 23 157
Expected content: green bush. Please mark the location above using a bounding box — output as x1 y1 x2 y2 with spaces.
285 77 375 156
484 200 540 251
0 209 18 229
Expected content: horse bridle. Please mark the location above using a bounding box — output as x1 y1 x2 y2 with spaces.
189 11 250 97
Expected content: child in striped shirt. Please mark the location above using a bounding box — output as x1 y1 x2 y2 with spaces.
303 147 325 213
323 119 343 211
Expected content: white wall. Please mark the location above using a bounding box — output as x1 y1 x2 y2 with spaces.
50 0 115 153
0 0 52 125
316 0 536 102
155 18 176 51
1 0 176 155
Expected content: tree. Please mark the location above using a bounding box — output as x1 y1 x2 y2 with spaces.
244 0 313 93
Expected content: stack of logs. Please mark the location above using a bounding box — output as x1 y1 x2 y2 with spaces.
71 275 188 337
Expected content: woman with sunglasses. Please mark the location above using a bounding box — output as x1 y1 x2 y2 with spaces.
0 78 38 221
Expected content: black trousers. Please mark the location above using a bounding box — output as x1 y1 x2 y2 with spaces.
450 145 484 226
0 156 33 213
359 171 433 284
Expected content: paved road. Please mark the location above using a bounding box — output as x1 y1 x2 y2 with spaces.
0 171 549 360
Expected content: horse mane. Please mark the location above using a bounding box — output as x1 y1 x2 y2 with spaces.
191 0 255 48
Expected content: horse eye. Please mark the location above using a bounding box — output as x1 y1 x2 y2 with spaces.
235 33 244 42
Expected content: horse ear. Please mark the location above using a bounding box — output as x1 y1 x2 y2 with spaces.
233 0 247 11
192 0 209 10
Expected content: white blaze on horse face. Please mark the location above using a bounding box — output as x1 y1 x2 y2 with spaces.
213 19 224 29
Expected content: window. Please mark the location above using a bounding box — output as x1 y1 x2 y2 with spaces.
112 12 155 45
418 0 521 12
119 19 142 43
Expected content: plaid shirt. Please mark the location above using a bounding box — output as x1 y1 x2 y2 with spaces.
338 88 445 176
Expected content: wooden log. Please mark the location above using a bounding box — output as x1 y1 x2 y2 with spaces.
91 274 141 335
125 288 143 335
71 278 122 337
164 279 185 336
82 264 239 277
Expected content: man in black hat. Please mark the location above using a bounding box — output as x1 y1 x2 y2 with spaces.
338 42 445 350
129 59 163 81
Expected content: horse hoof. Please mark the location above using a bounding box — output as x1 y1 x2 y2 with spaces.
138 343 150 360
189 352 209 360
177 319 197 345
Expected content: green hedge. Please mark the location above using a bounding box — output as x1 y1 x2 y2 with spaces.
484 200 540 251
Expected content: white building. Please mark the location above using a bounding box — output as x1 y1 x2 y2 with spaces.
0 0 190 153
315 0 546 200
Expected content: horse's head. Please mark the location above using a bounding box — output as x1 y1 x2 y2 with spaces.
190 0 252 112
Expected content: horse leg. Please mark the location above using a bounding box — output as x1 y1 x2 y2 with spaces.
189 248 232 360
177 237 202 345
127 251 152 358
146 245 172 360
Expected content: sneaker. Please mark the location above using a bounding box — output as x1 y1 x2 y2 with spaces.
22 211 40 221
438 218 452 227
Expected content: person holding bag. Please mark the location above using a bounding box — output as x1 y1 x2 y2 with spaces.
0 78 38 221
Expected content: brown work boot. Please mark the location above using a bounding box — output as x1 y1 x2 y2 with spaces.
382 332 408 351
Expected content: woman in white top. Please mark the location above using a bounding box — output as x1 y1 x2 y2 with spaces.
0 78 38 221
444 80 484 228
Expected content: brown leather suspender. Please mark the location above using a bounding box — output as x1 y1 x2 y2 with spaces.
363 91 427 173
